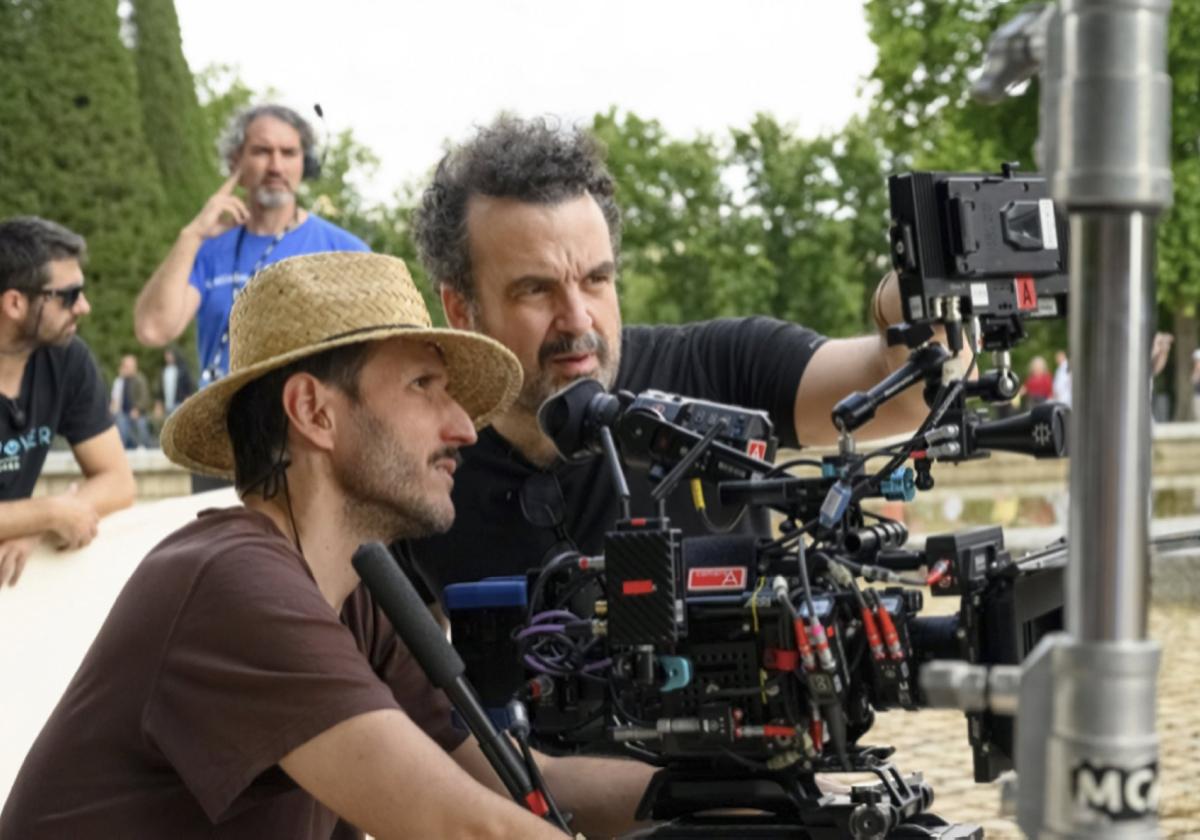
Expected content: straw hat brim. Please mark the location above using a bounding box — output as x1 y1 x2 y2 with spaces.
160 325 521 480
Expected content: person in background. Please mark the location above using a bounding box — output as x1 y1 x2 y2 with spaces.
133 103 369 386
110 354 152 450
1022 355 1053 408
0 217 134 586
135 103 368 492
1192 349 1200 421
161 345 195 416
1052 350 1071 408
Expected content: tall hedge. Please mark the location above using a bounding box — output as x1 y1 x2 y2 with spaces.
0 0 170 377
131 0 219 231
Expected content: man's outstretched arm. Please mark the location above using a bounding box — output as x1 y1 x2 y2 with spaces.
452 736 654 838
70 426 135 519
793 271 968 446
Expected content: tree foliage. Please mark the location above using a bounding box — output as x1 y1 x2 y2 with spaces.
864 0 1199 414
130 0 218 231
0 0 170 377
594 109 888 335
731 114 891 335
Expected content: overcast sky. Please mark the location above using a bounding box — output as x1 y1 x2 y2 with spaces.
175 1 878 202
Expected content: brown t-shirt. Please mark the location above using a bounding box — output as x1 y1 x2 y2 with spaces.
0 508 466 839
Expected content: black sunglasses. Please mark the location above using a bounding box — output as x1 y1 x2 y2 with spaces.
38 284 85 308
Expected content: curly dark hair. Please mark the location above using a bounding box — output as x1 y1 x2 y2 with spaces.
412 115 622 300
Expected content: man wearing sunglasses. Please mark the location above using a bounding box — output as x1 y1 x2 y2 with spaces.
400 115 943 605
0 217 135 587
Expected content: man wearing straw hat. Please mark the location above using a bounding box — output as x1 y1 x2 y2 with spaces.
0 252 648 839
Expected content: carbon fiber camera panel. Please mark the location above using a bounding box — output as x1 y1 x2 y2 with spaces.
606 527 681 646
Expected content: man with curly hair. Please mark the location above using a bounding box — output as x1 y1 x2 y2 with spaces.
400 115 934 602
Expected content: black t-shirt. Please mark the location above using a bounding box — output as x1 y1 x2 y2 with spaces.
0 338 112 500
402 317 826 602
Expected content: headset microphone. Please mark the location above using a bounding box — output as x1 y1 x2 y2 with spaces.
306 102 330 180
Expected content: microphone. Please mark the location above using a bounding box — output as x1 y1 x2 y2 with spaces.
971 401 1068 458
351 543 553 819
536 378 621 460
313 103 328 167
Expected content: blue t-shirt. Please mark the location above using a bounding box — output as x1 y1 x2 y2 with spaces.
188 215 368 380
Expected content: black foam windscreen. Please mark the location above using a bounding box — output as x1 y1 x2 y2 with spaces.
536 378 606 459
352 542 464 688
681 534 758 571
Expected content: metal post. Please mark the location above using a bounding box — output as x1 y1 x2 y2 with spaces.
1036 0 1173 836
1067 213 1156 642
920 2 1173 835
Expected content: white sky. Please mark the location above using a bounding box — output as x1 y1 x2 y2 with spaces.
175 1 878 203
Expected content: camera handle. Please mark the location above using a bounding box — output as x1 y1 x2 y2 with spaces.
831 343 952 435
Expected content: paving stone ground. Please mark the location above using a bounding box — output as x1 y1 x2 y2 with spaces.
863 603 1200 839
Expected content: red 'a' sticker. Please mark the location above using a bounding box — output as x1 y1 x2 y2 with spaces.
1014 276 1038 311
687 566 748 591
747 439 767 460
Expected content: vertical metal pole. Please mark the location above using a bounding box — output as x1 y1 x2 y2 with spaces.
1036 0 1173 836
1067 213 1155 642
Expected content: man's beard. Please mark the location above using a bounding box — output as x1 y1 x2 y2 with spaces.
333 402 460 542
254 186 293 209
513 330 621 414
21 305 73 348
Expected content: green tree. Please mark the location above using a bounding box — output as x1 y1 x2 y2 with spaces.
0 0 170 377
732 114 892 336
1156 0 1200 416
863 0 1200 412
130 0 219 231
592 109 884 336
864 0 1038 169
592 109 751 325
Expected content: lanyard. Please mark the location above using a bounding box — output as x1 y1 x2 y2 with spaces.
200 213 300 385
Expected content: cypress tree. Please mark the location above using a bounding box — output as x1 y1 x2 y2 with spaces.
0 0 170 376
131 0 219 230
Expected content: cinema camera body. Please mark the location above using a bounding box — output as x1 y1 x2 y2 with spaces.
443 165 1070 840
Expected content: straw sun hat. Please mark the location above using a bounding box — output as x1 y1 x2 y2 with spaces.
161 251 522 479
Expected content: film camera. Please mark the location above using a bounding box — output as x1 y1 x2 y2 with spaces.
442 166 1071 839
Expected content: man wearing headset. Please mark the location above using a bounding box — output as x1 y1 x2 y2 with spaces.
134 103 368 388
